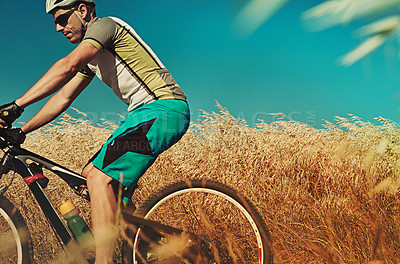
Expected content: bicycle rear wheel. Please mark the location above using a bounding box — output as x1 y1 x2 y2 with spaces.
123 178 272 264
0 196 32 264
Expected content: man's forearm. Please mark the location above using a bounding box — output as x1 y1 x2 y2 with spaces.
21 93 72 133
15 58 78 109
15 42 99 110
20 76 91 134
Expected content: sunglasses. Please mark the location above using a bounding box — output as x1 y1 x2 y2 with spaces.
54 9 74 26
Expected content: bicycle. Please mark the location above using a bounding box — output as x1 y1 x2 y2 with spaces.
0 127 273 264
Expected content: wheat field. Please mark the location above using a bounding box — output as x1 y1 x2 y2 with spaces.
1 104 400 263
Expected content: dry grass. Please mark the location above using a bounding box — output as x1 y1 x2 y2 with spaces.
1 104 400 263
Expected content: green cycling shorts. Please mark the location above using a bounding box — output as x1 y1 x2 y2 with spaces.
90 99 190 199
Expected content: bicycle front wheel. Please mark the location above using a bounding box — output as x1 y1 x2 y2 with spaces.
0 196 32 264
123 178 272 264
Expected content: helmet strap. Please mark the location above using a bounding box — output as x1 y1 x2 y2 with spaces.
73 10 89 32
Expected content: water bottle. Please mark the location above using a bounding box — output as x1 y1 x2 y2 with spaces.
60 200 93 248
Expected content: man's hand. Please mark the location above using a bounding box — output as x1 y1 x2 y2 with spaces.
3 128 26 145
0 102 24 128
0 128 26 147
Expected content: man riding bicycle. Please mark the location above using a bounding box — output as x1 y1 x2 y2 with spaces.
0 1 190 263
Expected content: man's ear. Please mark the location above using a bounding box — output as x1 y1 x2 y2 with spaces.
77 3 89 20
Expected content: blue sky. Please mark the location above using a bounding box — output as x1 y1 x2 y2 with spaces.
1 0 400 128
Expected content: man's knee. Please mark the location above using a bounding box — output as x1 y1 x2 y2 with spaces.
82 162 94 178
85 165 114 187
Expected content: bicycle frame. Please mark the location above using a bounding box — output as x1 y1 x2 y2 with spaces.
0 141 272 264
0 144 188 257
0 128 211 264
1 144 89 251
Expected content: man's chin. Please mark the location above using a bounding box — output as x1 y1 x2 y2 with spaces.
69 38 80 44
65 34 81 44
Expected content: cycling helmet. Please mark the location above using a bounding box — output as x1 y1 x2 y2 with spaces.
46 0 94 14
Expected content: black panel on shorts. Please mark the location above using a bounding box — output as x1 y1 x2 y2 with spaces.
102 118 156 169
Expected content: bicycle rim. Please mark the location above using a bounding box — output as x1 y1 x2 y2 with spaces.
0 197 32 264
127 179 272 264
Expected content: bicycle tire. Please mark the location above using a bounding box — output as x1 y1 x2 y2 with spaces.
0 196 33 264
123 178 273 264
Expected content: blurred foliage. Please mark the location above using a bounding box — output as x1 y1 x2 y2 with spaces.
234 0 400 65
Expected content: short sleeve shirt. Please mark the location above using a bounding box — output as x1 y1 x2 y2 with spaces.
77 17 186 111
